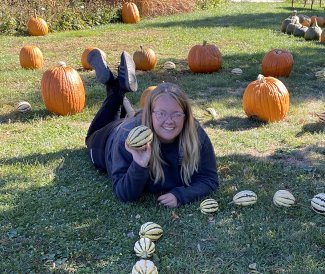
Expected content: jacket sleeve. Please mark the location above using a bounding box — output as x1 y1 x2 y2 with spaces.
169 130 219 206
109 134 150 202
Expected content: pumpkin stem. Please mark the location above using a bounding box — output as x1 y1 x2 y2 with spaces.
140 45 143 51
57 61 66 67
257 74 265 83
33 9 37 17
203 40 207 46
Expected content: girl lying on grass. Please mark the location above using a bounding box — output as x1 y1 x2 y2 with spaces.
85 49 219 208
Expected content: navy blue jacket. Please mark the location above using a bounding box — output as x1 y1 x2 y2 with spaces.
105 114 218 206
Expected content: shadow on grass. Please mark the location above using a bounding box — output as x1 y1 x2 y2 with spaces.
296 121 325 137
203 116 265 131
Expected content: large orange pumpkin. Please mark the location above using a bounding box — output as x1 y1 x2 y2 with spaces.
133 46 157 71
41 62 85 116
188 40 222 73
19 45 44 69
261 49 293 78
243 74 290 123
27 10 48 36
81 46 106 70
122 2 140 24
140 86 157 108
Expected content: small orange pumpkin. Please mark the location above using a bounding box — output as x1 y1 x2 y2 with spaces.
243 74 290 123
19 45 44 69
133 46 157 71
27 10 48 36
81 47 106 70
261 49 293 78
41 62 85 116
122 2 140 24
140 86 157 108
188 40 222 73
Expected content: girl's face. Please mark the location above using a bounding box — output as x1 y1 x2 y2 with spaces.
152 95 185 143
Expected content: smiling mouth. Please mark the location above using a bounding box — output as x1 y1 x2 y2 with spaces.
162 127 174 131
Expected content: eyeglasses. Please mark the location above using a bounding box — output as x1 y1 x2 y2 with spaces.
152 111 186 122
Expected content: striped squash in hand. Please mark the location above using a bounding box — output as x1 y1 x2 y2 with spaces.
126 125 153 149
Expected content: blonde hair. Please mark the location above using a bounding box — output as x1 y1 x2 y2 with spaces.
142 82 200 185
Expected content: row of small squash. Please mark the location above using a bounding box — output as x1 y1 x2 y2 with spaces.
132 222 163 273
200 190 325 215
280 10 325 42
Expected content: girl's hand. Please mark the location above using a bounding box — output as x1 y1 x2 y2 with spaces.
158 193 178 208
125 141 151 168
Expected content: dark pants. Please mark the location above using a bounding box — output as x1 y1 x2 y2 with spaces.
85 80 125 172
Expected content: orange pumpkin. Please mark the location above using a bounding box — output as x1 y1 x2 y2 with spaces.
243 74 290 123
19 45 44 69
311 16 325 27
41 62 85 116
122 2 140 24
188 40 222 73
261 49 293 78
133 46 157 71
140 86 157 108
27 10 48 36
81 46 106 70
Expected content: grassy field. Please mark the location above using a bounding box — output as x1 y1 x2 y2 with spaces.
0 1 325 273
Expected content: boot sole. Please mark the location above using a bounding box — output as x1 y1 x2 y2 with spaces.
87 49 111 84
120 51 138 92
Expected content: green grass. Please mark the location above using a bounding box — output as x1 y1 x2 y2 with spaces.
1 1 325 273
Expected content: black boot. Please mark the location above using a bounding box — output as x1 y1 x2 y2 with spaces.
87 49 114 84
118 51 138 93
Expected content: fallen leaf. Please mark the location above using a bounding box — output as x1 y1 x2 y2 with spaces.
171 211 179 221
249 263 257 270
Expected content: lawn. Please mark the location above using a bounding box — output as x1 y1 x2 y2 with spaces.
0 1 324 273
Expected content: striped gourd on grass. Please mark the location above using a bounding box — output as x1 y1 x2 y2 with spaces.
233 190 257 206
139 222 163 241
315 112 325 123
311 193 325 215
126 125 153 150
273 190 296 207
16 101 31 112
199 198 219 214
134 237 155 259
132 259 158 274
